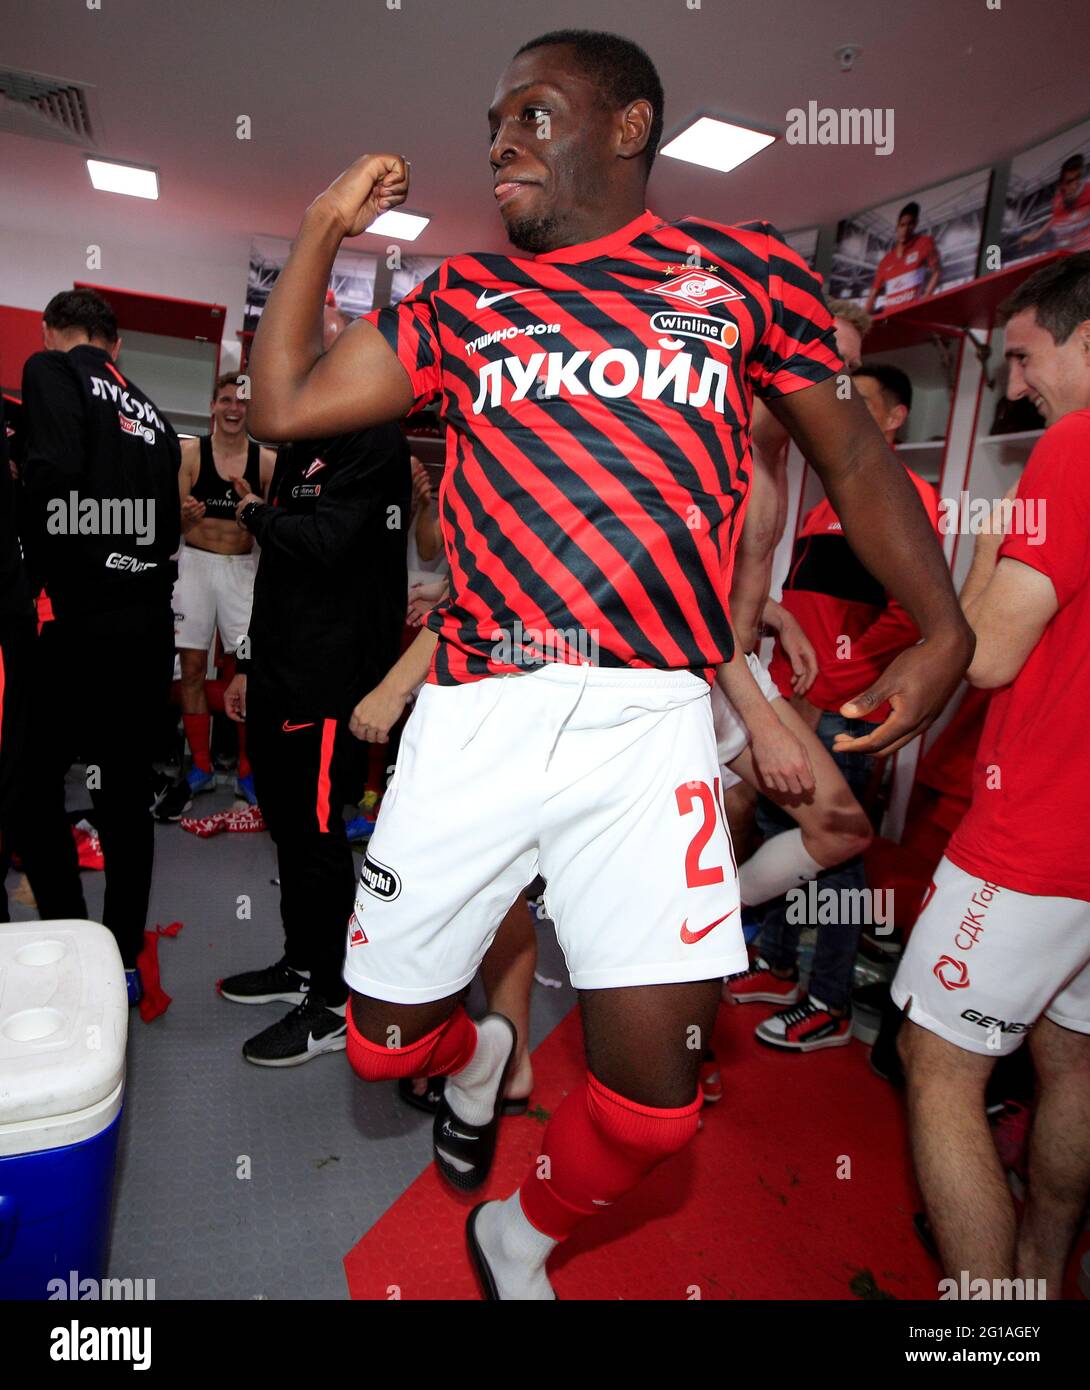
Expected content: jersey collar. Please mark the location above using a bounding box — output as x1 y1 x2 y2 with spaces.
533 209 661 265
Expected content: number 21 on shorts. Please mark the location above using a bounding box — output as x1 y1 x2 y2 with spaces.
675 778 737 887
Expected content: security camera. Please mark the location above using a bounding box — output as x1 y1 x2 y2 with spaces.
835 44 862 72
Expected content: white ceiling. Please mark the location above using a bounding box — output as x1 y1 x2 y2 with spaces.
4 0 1090 260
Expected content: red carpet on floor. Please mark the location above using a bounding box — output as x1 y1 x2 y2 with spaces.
343 1002 1089 1301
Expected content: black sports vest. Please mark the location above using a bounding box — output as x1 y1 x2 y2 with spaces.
190 435 262 518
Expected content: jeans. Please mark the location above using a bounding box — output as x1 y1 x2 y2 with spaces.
755 711 876 1011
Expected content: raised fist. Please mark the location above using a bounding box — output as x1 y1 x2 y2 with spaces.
315 153 410 239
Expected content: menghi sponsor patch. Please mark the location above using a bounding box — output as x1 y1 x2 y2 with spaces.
359 854 401 902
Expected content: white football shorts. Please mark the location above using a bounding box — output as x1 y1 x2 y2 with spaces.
343 662 747 1002
172 544 257 654
891 856 1090 1056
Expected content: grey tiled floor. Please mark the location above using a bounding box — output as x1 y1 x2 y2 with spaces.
6 775 575 1300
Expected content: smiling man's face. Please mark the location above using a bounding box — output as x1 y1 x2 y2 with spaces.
213 383 247 436
1005 307 1090 425
487 45 650 254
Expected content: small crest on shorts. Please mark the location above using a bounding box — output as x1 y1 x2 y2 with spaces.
360 855 401 902
348 911 368 946
303 458 326 479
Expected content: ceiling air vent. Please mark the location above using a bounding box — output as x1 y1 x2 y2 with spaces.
0 67 96 147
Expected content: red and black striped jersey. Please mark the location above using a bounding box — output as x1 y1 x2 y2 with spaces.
366 208 840 685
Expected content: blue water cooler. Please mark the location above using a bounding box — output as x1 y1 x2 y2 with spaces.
0 921 128 1299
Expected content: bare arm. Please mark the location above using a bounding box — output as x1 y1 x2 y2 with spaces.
178 438 204 532
767 377 973 754
715 644 814 795
960 517 1057 688
349 628 438 743
730 399 789 651
248 154 415 441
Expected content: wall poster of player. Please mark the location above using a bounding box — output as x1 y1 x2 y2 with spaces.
244 234 378 333
829 169 991 314
1001 115 1090 266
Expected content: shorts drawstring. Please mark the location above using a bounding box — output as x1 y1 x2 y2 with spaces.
544 661 591 771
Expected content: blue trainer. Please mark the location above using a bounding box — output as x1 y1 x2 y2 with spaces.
125 968 144 1007
235 773 258 805
344 814 376 844
186 765 217 795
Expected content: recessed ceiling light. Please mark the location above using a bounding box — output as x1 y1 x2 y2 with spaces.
86 158 159 199
661 117 776 174
366 210 429 241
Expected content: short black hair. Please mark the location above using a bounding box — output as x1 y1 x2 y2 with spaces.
899 201 920 223
1000 251 1090 344
855 362 913 412
43 288 118 344
515 29 664 173
1060 152 1084 178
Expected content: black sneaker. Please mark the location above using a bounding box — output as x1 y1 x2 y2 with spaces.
149 769 174 815
241 993 348 1067
153 777 193 822
218 957 311 1005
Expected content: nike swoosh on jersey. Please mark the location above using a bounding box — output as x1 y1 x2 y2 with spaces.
281 721 315 732
679 908 738 945
475 288 529 309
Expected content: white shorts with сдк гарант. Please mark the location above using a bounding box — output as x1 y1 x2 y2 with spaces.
343 662 747 1003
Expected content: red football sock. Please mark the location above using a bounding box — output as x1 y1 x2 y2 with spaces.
519 1072 702 1241
182 713 212 773
236 723 250 779
346 1003 478 1081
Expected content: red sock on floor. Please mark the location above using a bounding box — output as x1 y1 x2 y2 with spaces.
519 1072 702 1241
346 1003 478 1081
182 713 212 773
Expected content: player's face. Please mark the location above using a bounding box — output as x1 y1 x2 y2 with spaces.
213 385 246 435
853 374 898 438
488 47 621 254
895 213 917 246
1060 168 1082 206
1005 308 1090 425
833 319 863 371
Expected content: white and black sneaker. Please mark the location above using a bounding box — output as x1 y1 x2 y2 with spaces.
218 957 311 1005
241 993 348 1067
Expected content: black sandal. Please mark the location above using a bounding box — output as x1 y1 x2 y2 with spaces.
432 1014 516 1192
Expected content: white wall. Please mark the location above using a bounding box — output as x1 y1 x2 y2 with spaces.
0 218 250 375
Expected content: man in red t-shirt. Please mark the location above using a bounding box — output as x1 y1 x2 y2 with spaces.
894 251 1090 1296
866 202 942 314
1021 153 1090 255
